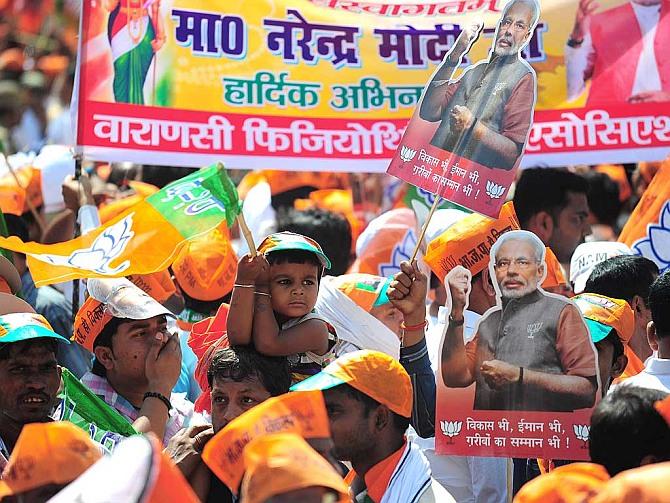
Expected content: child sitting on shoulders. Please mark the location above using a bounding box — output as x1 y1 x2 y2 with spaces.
227 232 337 381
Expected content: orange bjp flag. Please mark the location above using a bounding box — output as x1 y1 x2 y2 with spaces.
0 164 241 287
618 162 670 274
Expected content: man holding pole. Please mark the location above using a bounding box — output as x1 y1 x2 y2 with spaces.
419 0 538 170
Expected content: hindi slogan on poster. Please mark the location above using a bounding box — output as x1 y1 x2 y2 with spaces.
77 0 670 170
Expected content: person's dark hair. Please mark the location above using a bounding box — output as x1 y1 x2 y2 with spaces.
336 383 411 434
513 168 589 227
583 171 622 228
584 255 659 305
276 207 352 276
589 386 670 476
91 317 129 377
0 338 58 360
3 213 30 242
266 249 324 276
178 288 230 316
271 187 318 211
141 165 196 189
207 345 291 397
649 272 670 337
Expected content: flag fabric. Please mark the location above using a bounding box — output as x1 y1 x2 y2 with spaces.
619 163 670 273
0 163 241 286
53 368 137 453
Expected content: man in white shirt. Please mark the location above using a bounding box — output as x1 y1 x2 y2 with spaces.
622 272 670 392
565 0 670 104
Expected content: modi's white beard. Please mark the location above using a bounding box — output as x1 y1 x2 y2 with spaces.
500 282 537 299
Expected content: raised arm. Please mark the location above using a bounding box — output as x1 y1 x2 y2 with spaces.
440 266 476 387
226 254 267 346
419 24 482 122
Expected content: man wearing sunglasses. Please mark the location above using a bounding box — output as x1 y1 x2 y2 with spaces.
441 230 598 412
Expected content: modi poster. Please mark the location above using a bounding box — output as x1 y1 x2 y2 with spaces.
76 0 670 171
432 229 600 460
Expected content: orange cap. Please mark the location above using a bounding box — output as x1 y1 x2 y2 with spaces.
237 170 347 199
295 188 361 248
424 201 520 280
350 208 417 277
240 433 349 503
202 390 330 495
291 349 413 418
591 462 670 503
542 247 568 290
128 269 177 304
572 293 635 345
595 164 632 202
0 422 102 499
0 166 42 216
72 295 113 352
172 226 237 301
513 462 610 503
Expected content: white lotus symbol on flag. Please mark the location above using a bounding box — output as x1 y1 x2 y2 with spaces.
440 420 463 444
399 145 417 163
573 424 590 448
31 214 135 275
486 181 506 200
632 201 670 273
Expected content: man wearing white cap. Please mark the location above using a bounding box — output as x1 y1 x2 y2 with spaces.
570 241 633 294
76 278 193 445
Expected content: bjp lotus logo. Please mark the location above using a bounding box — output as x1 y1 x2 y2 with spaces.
440 420 463 444
573 424 590 448
399 145 417 163
486 181 506 200
632 201 670 274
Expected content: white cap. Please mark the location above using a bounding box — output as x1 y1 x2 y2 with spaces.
424 208 470 245
570 242 633 294
87 277 174 321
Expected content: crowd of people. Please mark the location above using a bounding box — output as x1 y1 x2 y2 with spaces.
1 3 670 503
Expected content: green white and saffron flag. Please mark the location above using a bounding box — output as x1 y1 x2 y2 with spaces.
53 368 137 453
0 163 241 286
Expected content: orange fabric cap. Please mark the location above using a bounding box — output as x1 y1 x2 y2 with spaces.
350 208 417 276
0 422 102 498
172 226 237 301
542 247 568 289
146 436 201 503
572 293 635 344
36 55 70 77
295 188 361 248
292 350 413 418
591 462 670 503
237 170 347 199
595 164 632 202
0 166 42 216
513 462 609 503
240 433 349 503
424 201 519 280
72 295 112 352
202 390 330 495
128 269 177 304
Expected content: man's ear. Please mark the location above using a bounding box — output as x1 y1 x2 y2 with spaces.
374 405 391 432
93 345 115 371
611 353 628 381
647 321 659 352
481 268 497 298
528 212 554 243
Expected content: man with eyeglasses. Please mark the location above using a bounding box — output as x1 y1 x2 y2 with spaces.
419 0 538 170
441 230 598 412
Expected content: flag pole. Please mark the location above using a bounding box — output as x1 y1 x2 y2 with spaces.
237 213 257 258
72 154 82 323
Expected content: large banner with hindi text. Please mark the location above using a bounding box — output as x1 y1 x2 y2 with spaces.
76 0 670 170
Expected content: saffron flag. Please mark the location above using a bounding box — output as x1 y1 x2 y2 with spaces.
619 163 670 274
0 163 241 286
53 368 137 453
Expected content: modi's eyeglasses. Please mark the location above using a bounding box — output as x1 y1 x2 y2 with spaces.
494 258 539 271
